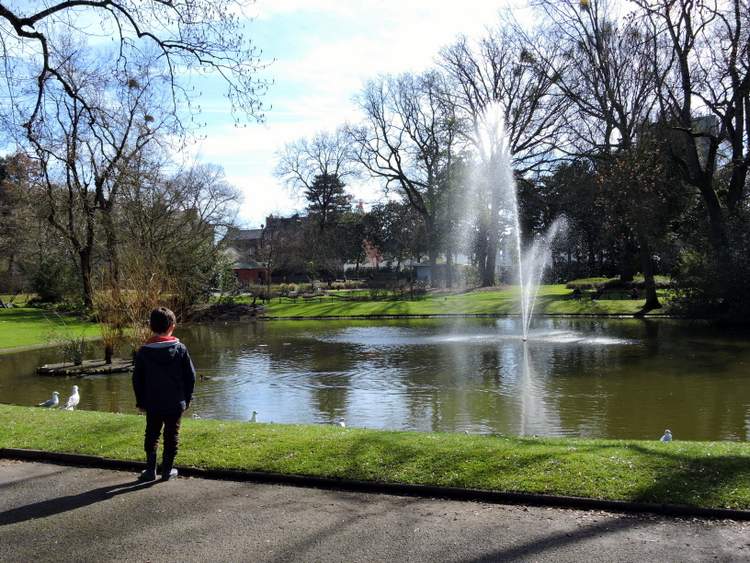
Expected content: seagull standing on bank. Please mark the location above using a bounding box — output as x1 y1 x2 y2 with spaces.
63 385 80 410
38 391 59 408
660 429 672 442
249 410 258 423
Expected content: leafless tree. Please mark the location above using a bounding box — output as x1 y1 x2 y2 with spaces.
0 153 34 295
529 0 665 307
529 0 657 155
632 0 749 256
438 25 567 286
27 47 171 306
274 127 356 231
0 0 268 135
349 71 459 274
118 160 241 311
439 26 566 173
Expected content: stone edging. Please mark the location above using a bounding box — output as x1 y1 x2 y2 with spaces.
2 448 749 522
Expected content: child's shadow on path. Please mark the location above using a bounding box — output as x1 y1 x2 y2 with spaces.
0 478 157 526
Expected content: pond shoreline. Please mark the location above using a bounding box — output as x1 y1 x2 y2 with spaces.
258 312 683 321
0 335 102 356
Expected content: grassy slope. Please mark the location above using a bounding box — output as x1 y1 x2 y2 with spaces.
2 405 748 510
263 285 669 318
0 308 99 351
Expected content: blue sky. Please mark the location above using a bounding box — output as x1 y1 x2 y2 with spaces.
187 0 526 227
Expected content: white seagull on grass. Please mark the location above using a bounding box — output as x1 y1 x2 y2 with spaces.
38 391 59 408
63 385 80 410
660 429 672 442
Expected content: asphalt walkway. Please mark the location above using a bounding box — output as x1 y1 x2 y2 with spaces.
1 460 748 562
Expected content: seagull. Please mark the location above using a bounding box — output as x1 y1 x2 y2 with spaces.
249 410 258 423
63 385 80 410
336 420 346 428
38 391 59 408
660 429 672 442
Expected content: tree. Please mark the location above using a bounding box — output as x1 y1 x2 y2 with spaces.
118 160 241 312
530 0 657 156
439 25 566 174
350 71 459 277
633 0 749 254
366 201 428 270
304 173 351 232
258 214 308 282
0 153 33 294
598 127 689 311
0 0 268 136
439 25 566 286
26 47 170 306
531 0 665 304
275 127 356 232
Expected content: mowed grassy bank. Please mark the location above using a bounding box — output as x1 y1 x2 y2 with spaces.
1 405 748 510
262 285 670 318
0 308 99 351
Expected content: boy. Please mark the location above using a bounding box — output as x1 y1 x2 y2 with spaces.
132 307 196 481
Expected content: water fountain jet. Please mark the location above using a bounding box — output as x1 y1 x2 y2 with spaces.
472 102 566 339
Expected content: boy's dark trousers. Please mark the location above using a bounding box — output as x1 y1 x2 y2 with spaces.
144 412 182 473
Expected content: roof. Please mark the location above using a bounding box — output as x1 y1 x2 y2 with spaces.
234 260 266 270
225 228 263 241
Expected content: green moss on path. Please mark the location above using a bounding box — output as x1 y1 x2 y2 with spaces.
1 405 748 511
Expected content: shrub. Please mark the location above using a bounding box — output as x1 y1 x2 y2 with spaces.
330 280 365 290
60 335 88 366
29 258 78 303
565 276 672 291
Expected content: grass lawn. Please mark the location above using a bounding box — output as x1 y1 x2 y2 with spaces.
262 285 671 318
1 405 748 510
0 308 99 352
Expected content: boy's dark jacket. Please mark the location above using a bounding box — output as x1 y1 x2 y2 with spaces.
132 339 196 415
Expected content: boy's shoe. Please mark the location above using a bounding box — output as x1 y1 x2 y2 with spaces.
138 468 157 482
161 468 178 481
138 453 158 481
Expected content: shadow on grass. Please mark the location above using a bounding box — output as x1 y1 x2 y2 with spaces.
316 432 750 510
625 443 750 508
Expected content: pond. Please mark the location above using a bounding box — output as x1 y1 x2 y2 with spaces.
2 318 749 441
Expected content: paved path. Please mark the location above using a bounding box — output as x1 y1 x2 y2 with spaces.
1 460 749 562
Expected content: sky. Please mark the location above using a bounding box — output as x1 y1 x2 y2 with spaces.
187 0 528 228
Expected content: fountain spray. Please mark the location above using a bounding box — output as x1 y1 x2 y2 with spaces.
474 102 566 339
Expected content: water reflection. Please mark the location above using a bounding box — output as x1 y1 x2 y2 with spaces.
1 318 749 441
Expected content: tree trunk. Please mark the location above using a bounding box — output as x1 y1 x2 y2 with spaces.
101 207 120 283
619 237 635 283
426 219 438 287
446 248 454 289
475 227 490 286
104 343 114 365
636 228 660 313
482 182 503 287
428 248 438 287
483 234 498 287
79 248 93 308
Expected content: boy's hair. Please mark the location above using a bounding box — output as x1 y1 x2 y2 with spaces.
149 307 176 334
